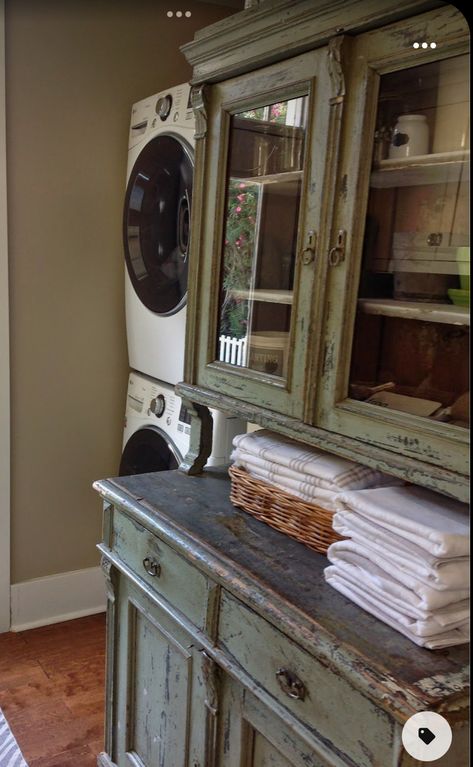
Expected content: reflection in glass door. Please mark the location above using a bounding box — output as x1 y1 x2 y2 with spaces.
217 96 308 380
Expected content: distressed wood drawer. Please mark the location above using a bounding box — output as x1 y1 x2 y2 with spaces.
111 507 211 631
218 590 396 767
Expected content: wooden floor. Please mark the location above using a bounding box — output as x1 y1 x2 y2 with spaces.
0 613 106 767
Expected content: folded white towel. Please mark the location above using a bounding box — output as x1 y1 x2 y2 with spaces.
327 540 469 613
325 561 469 632
324 567 469 649
232 430 401 492
335 486 469 558
231 450 339 509
332 512 470 591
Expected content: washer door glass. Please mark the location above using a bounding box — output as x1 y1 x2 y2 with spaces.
124 134 193 315
119 426 181 476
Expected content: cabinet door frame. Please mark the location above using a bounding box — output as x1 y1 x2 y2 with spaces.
105 568 213 767
312 6 470 483
185 46 340 418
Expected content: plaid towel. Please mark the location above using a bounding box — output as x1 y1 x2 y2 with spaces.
232 430 400 492
232 458 339 509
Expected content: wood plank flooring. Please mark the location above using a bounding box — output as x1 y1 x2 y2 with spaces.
0 613 106 767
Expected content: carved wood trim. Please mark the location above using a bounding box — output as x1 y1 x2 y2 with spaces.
101 554 114 590
328 36 345 102
190 85 208 139
178 399 213 475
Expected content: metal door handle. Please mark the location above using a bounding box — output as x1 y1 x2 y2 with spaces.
300 229 317 265
328 229 346 267
143 557 161 577
275 668 306 700
427 232 442 246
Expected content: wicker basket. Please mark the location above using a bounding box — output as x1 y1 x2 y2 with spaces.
229 465 343 554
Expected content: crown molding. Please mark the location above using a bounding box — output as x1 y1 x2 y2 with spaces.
181 0 446 84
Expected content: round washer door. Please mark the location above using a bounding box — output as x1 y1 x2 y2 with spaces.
119 426 181 477
123 133 193 315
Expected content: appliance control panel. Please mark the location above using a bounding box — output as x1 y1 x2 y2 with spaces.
129 83 193 145
178 403 192 436
149 394 166 418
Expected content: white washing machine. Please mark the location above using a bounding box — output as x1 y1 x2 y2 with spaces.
123 83 194 385
119 371 245 477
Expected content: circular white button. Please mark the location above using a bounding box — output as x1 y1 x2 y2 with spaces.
402 712 452 762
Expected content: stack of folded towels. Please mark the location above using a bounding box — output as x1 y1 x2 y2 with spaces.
231 430 401 510
325 485 470 649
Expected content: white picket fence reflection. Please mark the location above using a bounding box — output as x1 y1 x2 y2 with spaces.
218 334 248 366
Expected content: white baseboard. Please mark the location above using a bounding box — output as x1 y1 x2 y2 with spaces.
10 566 106 632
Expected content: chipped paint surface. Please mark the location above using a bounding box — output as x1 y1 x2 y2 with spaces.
416 669 470 701
339 173 348 200
177 2 469 504
95 468 469 767
176 381 469 502
95 472 469 724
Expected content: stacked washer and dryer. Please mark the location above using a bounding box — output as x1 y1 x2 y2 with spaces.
120 83 244 476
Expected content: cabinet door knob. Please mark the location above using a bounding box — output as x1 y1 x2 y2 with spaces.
142 557 161 577
427 232 442 246
275 668 306 700
328 229 346 267
300 229 317 265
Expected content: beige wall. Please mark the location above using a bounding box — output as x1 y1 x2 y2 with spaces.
1 0 10 630
6 0 239 583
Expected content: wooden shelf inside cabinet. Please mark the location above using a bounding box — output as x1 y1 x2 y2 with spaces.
233 170 303 186
358 298 470 326
370 150 470 188
229 288 293 304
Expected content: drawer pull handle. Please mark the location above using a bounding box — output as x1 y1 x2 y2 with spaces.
276 668 306 700
142 557 161 577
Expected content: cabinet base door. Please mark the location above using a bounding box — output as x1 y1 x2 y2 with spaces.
217 675 346 767
110 574 210 767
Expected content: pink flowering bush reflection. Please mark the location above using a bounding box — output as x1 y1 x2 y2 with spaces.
219 101 290 338
220 180 259 338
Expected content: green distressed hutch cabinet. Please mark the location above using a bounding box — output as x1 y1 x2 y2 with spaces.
177 0 470 502
95 2 469 766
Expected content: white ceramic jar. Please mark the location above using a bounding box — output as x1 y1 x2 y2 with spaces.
389 114 429 159
433 55 469 154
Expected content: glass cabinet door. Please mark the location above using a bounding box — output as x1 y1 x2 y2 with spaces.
350 55 469 428
315 9 469 490
218 96 307 380
192 48 336 417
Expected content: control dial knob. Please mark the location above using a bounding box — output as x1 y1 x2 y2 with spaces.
156 95 172 121
149 394 165 418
